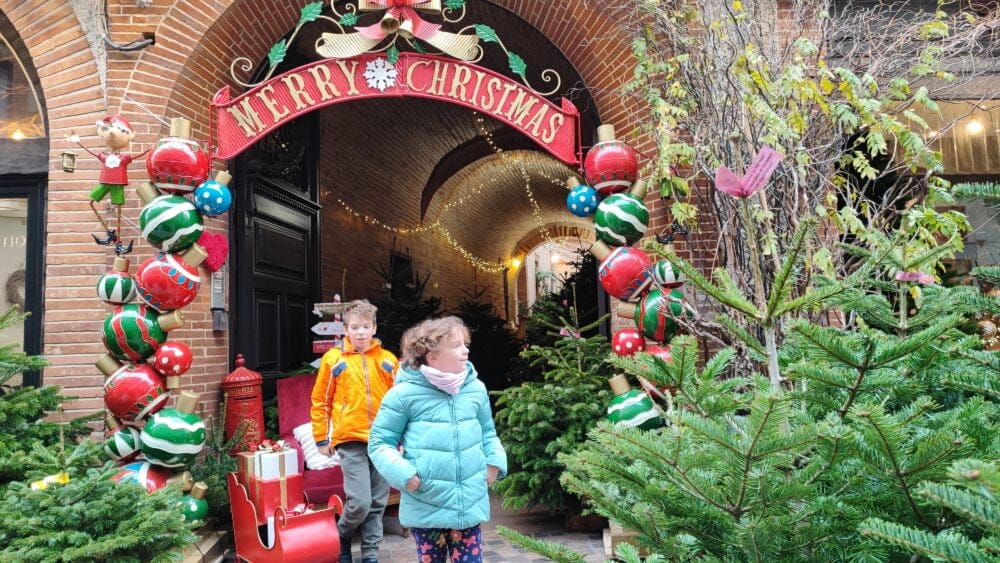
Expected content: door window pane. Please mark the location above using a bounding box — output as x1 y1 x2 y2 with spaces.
0 197 28 386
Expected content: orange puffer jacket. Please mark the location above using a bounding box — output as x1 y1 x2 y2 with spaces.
310 338 399 447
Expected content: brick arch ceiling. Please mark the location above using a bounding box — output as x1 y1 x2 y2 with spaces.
118 0 639 270
512 224 595 261
0 1 105 161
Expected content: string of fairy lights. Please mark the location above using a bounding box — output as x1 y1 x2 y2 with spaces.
326 111 580 273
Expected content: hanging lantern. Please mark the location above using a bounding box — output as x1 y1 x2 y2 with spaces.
591 241 653 302
565 177 598 217
179 482 210 525
194 170 233 216
618 287 689 343
103 414 142 462
153 341 194 389
101 303 183 362
135 244 207 312
611 327 646 357
97 256 137 305
146 118 211 195
221 353 265 453
606 374 663 430
113 461 193 494
583 124 638 196
60 150 77 173
140 391 207 468
98 354 169 421
137 182 204 253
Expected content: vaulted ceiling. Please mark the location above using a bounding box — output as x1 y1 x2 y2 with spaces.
295 0 600 265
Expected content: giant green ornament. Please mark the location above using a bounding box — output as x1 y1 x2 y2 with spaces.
140 391 206 468
102 304 184 362
606 374 663 430
137 183 204 252
594 192 649 246
630 287 688 343
179 482 210 525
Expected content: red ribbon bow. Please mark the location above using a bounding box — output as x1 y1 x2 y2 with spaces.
258 439 285 452
357 0 441 41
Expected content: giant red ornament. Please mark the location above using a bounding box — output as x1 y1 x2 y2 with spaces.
154 340 194 389
146 118 211 195
135 245 207 312
592 241 653 302
113 461 192 494
98 354 169 421
611 328 646 357
584 124 639 196
645 345 672 363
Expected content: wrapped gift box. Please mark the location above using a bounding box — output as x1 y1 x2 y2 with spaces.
255 447 299 479
247 473 304 525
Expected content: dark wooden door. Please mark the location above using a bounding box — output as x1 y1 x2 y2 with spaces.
232 116 320 396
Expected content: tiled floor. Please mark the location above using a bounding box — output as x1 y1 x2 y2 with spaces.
341 494 607 562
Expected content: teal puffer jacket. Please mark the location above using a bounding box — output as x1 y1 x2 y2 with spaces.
368 362 507 529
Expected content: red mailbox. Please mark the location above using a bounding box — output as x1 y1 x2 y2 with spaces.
222 353 265 453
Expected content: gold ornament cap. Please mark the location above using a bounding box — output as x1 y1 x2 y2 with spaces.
105 413 120 431
590 240 612 261
169 117 192 139
596 124 617 143
181 243 208 269
608 374 632 395
617 301 639 318
166 375 181 389
175 390 200 414
136 182 160 204
95 354 122 376
167 470 194 491
190 481 209 500
157 310 184 332
630 178 648 199
214 170 232 186
567 176 580 188
113 257 130 273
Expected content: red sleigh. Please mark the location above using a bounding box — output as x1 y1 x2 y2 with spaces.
228 472 344 562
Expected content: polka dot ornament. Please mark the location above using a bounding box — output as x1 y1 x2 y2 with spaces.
194 173 233 217
154 341 193 377
611 327 646 357
566 183 598 217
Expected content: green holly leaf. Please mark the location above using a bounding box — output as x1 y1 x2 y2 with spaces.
475 24 499 44
339 12 358 27
444 0 465 9
268 40 287 69
411 39 426 54
387 46 400 65
508 52 527 79
299 1 324 25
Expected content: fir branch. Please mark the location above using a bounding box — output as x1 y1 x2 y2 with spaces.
917 481 1000 534
971 265 1000 286
859 518 986 562
766 218 817 320
496 525 588 563
717 313 767 355
668 254 761 319
789 322 864 369
870 316 959 367
953 182 1000 202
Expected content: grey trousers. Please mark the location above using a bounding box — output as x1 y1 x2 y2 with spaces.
336 441 390 559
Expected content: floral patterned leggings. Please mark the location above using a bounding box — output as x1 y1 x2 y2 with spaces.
411 525 483 562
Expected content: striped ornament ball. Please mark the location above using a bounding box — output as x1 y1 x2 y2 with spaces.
97 258 136 305
139 194 204 252
594 193 649 246
140 392 206 468
103 425 142 462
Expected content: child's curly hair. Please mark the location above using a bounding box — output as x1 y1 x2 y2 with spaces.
343 299 377 324
400 316 470 369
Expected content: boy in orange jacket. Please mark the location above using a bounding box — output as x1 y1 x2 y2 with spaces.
310 299 399 563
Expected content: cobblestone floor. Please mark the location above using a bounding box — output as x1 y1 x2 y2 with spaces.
341 494 607 562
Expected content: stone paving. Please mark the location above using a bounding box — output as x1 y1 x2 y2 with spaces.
340 494 608 562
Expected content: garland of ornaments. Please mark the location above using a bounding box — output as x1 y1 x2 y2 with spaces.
565 124 690 430
89 116 228 524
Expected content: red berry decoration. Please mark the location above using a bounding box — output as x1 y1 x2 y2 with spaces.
584 124 638 196
612 328 646 357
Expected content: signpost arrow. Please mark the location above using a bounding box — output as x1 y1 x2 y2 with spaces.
311 321 345 336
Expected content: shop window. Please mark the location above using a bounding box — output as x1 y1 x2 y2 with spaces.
0 185 41 387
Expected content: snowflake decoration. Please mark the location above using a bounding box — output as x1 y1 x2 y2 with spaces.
364 58 397 92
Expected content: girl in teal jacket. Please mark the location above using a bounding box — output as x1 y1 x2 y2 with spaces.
368 316 507 563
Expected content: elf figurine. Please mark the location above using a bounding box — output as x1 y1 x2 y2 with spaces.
73 115 150 255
